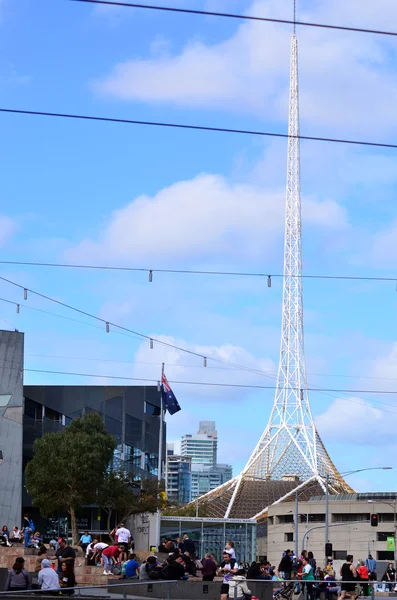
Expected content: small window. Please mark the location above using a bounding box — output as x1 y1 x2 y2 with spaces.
285 532 294 542
24 398 43 421
278 515 294 524
333 551 347 560
145 402 160 416
377 532 394 542
377 551 394 560
45 407 61 422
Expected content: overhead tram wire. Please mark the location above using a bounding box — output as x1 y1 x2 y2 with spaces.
21 351 397 383
3 292 396 412
1 108 397 151
0 259 396 286
0 278 281 379
20 368 397 405
1 294 397 410
67 0 397 39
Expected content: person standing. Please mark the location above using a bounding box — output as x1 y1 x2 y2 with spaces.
365 554 376 577
115 523 131 562
302 557 315 600
383 563 396 591
55 538 76 574
176 537 184 553
202 554 217 581
183 534 196 557
218 551 238 600
21 514 32 548
357 561 369 596
5 557 31 591
337 555 358 600
279 550 293 581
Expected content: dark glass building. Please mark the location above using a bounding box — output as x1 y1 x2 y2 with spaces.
22 384 165 537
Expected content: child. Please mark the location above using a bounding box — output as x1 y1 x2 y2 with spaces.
228 569 252 600
224 541 236 560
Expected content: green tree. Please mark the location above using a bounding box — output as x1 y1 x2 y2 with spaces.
25 413 116 544
97 471 167 535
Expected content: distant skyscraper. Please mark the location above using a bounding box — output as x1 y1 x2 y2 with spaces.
166 443 192 504
191 463 233 500
181 420 218 466
181 422 232 500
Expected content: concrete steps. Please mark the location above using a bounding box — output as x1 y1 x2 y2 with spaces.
0 546 123 587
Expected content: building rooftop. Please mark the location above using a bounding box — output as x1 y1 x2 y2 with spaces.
309 492 397 502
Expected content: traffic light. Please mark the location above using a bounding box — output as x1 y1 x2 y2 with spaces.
325 543 333 557
370 513 378 527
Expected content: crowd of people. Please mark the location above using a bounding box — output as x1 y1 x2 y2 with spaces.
1 514 42 548
3 524 397 600
271 549 397 600
5 537 77 594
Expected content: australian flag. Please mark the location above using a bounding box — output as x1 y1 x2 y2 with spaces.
161 373 181 415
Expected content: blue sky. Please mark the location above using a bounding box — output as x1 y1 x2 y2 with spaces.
1 0 397 492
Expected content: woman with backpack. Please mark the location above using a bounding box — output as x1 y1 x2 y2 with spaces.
5 557 31 591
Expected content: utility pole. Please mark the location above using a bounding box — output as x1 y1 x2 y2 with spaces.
295 490 299 557
325 474 329 565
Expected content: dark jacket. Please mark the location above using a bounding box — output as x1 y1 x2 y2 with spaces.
161 561 185 580
279 555 293 572
182 538 195 555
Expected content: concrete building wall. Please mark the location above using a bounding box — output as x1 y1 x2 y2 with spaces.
0 330 24 528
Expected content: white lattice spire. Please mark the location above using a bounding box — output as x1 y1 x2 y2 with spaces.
192 33 353 521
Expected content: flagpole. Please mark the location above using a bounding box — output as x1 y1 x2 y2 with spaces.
156 362 165 550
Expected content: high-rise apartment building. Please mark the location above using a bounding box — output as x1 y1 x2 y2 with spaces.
181 420 218 465
191 463 233 499
181 422 232 500
166 444 192 504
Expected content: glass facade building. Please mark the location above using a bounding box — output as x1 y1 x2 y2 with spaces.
161 516 256 563
191 463 233 499
22 384 165 536
166 449 192 504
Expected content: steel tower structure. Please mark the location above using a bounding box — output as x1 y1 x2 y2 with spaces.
192 33 354 520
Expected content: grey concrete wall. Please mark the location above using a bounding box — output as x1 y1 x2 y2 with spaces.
0 330 24 528
107 580 275 600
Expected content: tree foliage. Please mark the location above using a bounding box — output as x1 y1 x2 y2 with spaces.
25 413 116 543
97 471 167 534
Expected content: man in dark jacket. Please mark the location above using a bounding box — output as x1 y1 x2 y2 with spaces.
182 534 195 557
161 556 185 580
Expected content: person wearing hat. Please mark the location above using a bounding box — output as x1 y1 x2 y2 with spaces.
5 557 31 591
38 559 60 591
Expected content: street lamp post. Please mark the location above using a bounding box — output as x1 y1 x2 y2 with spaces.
324 467 392 565
368 499 397 567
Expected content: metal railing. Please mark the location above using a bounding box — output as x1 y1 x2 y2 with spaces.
0 578 389 598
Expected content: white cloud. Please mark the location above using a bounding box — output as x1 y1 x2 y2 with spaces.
65 173 347 264
369 219 397 268
369 342 397 385
0 216 17 247
316 396 397 446
131 333 277 398
93 0 397 135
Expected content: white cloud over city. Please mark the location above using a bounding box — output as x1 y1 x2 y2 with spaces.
65 173 347 264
